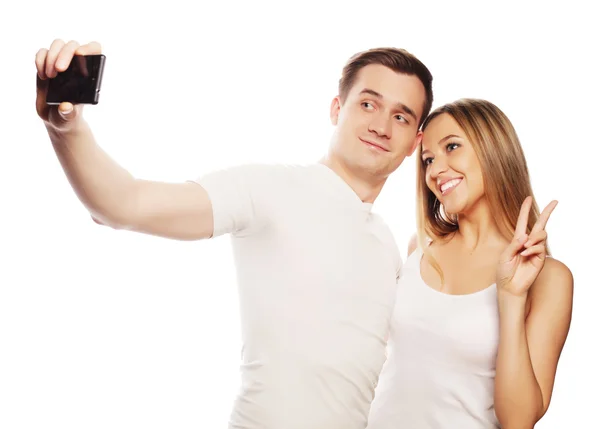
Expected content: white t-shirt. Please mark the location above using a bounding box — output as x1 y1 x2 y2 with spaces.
194 163 402 429
366 246 501 429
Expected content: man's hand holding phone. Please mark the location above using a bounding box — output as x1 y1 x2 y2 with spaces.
35 40 104 132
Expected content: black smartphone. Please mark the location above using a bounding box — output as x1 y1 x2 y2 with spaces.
46 54 106 105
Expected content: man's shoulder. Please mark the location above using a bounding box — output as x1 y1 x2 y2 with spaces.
225 162 322 178
195 162 319 186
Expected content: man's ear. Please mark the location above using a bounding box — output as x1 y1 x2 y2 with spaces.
408 130 423 156
330 96 341 126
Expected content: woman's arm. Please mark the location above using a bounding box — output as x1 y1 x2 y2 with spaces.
494 257 573 428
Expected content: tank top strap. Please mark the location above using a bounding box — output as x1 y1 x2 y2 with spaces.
406 245 423 269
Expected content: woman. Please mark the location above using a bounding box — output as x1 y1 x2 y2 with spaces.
366 99 573 429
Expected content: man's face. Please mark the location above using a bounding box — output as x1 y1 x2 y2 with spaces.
329 64 426 180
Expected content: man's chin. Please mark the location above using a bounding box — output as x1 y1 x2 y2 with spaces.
349 159 394 179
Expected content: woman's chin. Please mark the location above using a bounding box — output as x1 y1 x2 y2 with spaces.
441 200 466 217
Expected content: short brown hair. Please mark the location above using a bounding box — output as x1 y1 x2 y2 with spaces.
338 47 434 127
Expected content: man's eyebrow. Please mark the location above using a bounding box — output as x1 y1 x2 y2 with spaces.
359 88 417 122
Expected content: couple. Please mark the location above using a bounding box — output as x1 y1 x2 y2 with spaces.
35 40 573 429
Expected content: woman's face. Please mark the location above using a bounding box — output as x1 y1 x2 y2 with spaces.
421 113 485 215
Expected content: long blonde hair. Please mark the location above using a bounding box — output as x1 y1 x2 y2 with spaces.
416 99 548 281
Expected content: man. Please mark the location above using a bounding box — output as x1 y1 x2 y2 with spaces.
35 39 433 429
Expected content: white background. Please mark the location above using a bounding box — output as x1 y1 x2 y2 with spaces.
1 1 597 428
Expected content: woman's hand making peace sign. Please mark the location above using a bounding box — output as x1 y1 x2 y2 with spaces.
496 196 559 297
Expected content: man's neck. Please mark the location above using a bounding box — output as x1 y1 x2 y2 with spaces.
319 157 386 204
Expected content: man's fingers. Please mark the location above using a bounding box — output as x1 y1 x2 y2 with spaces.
55 40 80 72
45 39 66 78
75 41 102 56
58 102 75 117
35 48 49 80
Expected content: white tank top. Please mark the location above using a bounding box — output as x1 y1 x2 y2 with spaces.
366 246 501 429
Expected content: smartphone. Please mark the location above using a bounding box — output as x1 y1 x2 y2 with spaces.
46 54 106 105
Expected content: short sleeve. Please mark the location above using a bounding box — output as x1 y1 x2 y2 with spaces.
191 164 270 238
